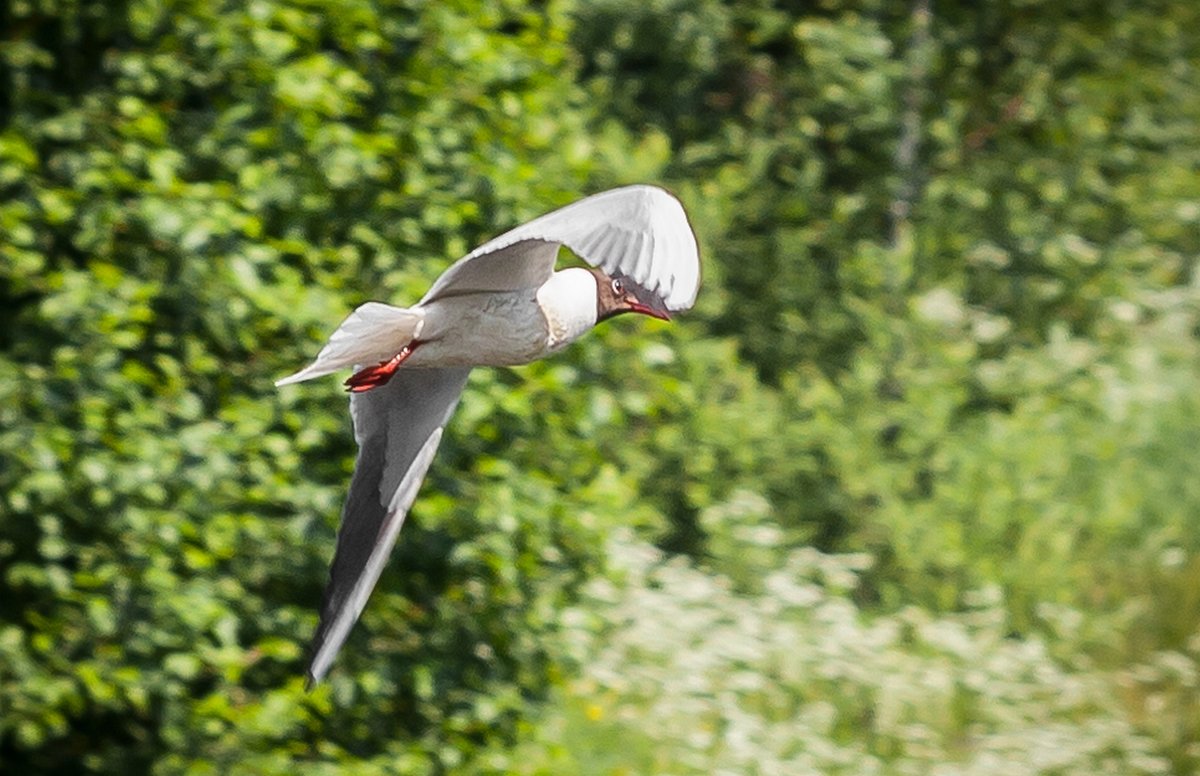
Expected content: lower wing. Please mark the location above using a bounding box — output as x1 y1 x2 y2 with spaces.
306 366 473 686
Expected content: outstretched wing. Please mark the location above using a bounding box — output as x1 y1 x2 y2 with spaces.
421 185 701 311
306 366 472 686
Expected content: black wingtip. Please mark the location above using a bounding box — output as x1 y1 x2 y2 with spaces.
304 669 319 692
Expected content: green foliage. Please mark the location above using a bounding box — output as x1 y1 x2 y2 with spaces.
1 0 605 771
4 0 1200 773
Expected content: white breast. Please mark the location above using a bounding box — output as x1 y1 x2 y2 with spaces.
536 268 599 350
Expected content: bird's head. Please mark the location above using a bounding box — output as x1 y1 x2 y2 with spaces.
591 269 672 322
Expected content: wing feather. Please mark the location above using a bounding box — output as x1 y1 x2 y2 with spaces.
421 185 700 311
419 239 560 303
306 366 472 686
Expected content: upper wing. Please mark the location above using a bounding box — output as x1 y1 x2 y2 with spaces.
306 366 472 686
421 185 701 311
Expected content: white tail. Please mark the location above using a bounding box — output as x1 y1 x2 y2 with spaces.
276 303 424 387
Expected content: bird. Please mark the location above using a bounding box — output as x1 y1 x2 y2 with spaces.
276 184 700 686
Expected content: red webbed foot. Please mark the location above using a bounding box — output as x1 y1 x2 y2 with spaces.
344 343 419 393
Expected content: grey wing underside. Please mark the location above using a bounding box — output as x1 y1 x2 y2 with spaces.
306 366 473 686
420 185 701 312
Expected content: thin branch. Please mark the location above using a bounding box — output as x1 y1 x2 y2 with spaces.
890 0 932 247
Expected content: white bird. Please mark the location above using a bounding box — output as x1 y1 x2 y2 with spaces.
277 184 700 685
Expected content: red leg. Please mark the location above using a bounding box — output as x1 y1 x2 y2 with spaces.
344 343 420 393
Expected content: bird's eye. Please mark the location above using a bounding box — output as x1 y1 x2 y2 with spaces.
611 278 623 294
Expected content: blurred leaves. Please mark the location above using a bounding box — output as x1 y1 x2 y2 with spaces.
4 0 1200 774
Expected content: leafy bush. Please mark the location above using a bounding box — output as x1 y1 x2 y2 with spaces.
0 0 611 771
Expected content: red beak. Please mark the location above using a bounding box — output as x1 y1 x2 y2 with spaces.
627 287 672 321
628 301 672 321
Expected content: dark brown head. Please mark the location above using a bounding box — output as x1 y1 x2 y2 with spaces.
590 268 672 323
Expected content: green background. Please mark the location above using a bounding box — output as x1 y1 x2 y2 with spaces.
3 0 1199 773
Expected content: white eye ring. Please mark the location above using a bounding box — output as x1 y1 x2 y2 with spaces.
611 277 623 294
